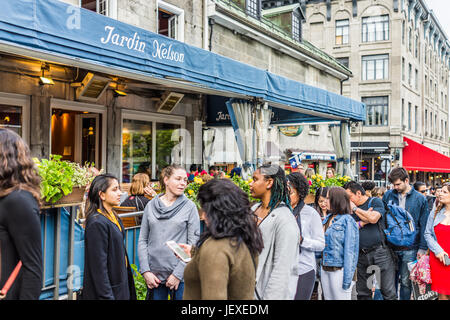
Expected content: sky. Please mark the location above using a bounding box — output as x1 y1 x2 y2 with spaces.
425 0 450 39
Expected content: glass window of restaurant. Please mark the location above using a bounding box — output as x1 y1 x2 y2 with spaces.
0 93 30 143
121 111 184 183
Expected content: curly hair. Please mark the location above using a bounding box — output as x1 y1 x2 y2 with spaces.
196 179 264 256
287 172 309 201
0 129 41 205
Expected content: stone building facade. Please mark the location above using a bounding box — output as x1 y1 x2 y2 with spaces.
300 0 450 184
0 0 355 181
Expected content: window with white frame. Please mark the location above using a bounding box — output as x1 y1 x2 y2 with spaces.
408 102 411 131
335 19 349 45
408 63 412 86
121 111 185 182
362 54 389 80
415 105 418 133
362 15 389 42
336 57 349 68
402 57 405 81
415 69 418 90
362 96 389 126
80 0 113 16
158 1 184 41
425 109 428 134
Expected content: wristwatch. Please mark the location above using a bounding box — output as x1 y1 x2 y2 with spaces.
352 206 358 213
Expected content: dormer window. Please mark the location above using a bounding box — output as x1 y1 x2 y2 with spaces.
292 11 301 42
246 0 261 19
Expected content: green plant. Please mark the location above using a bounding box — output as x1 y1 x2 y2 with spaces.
231 175 259 203
130 264 147 300
68 161 102 187
34 154 75 203
308 174 352 194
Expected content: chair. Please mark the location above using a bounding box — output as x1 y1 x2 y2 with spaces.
112 206 138 228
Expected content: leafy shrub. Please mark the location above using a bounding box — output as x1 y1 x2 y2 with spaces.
130 264 147 300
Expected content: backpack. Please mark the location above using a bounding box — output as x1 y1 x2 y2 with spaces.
381 200 417 247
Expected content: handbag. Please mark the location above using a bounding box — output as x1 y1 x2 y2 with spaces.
0 261 22 300
409 254 432 295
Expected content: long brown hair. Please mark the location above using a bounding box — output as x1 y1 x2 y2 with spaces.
434 183 450 218
0 129 41 205
328 186 352 215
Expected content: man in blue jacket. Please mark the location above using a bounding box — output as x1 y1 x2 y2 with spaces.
382 167 429 300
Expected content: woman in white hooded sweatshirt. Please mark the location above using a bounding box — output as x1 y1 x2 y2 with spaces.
138 164 200 300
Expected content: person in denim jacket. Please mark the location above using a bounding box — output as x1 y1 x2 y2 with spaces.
382 167 429 300
321 187 359 300
424 183 450 300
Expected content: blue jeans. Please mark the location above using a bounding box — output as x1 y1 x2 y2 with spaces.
394 249 417 300
146 282 184 300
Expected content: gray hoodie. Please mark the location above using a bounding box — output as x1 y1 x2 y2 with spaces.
138 194 200 282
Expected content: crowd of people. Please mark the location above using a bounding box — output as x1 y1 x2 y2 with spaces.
1 128 450 301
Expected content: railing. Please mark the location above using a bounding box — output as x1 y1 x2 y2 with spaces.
40 208 205 300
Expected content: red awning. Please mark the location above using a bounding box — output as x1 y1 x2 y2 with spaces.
402 137 450 173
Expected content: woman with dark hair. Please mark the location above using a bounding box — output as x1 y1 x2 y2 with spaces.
287 172 325 300
81 173 136 300
249 164 300 299
179 179 264 299
0 129 42 300
314 187 329 220
320 186 359 300
138 164 200 300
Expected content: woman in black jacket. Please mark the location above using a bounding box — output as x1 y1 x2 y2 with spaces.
0 129 42 300
81 174 136 300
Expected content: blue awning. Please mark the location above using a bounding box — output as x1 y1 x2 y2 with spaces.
0 0 365 122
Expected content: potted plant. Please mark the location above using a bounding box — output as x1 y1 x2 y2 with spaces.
34 155 100 205
306 174 352 204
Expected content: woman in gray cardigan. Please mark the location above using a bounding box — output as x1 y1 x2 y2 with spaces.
249 164 300 300
138 165 200 300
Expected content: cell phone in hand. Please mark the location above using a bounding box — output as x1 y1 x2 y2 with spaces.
166 240 191 263
444 254 450 266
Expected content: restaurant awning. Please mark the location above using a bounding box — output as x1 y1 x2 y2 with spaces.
0 0 365 122
402 137 450 173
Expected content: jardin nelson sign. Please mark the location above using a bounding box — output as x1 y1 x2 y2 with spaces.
100 25 185 64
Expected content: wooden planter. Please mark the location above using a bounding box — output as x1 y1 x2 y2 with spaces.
44 186 86 207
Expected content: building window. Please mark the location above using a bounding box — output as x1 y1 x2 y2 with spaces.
408 63 412 86
336 57 349 68
435 114 438 136
362 96 389 126
415 105 418 133
430 111 433 134
362 15 389 42
425 109 428 134
415 35 419 58
309 124 319 132
81 0 109 16
246 0 261 19
362 54 389 81
425 75 428 95
335 19 349 45
401 99 404 128
408 28 412 52
402 57 405 81
408 102 411 131
158 1 184 41
292 11 302 42
415 69 419 90
402 20 405 44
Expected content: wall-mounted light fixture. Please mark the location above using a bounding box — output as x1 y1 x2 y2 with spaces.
39 62 54 85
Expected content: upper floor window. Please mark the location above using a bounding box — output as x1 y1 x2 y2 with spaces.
362 54 389 81
81 0 109 16
362 96 389 126
335 19 349 45
362 15 389 42
292 11 302 42
246 0 261 19
336 57 349 68
157 1 184 41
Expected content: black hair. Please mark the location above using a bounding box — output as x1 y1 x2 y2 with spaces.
189 164 197 172
314 186 329 212
287 172 309 202
85 173 119 224
388 167 409 183
343 181 366 196
413 181 426 191
209 166 217 172
361 181 376 192
258 164 290 212
196 179 264 256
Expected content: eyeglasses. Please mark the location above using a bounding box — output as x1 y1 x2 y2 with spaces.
419 190 426 194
